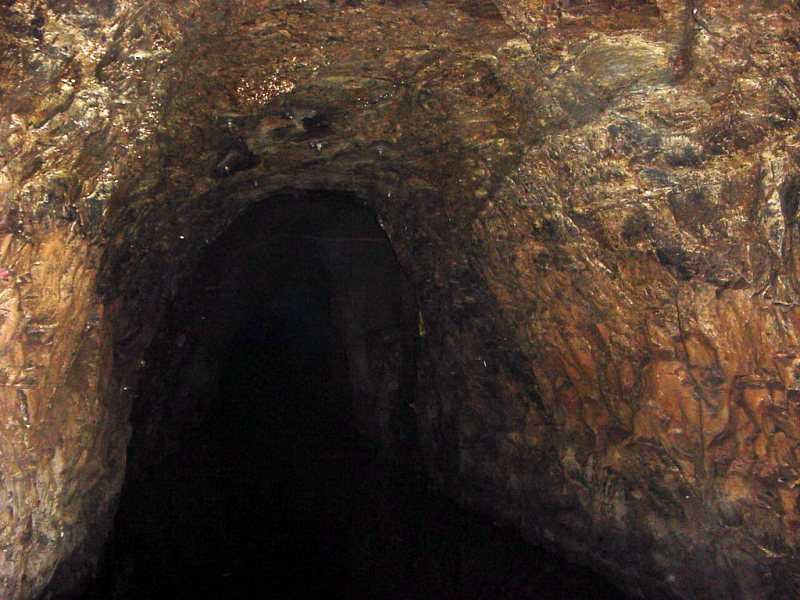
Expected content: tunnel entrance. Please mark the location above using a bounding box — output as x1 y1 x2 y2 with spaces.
76 191 626 600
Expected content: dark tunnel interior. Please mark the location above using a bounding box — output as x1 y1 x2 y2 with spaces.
76 192 628 600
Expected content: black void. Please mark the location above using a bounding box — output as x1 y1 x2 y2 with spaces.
82 191 626 600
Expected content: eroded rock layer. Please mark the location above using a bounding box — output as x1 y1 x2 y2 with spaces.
2 0 800 598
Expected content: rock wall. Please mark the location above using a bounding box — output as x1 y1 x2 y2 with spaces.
1 0 800 598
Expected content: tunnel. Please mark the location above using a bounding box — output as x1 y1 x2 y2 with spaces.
5 2 800 598
53 191 625 599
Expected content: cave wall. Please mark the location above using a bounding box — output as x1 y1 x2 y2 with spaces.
2 0 800 598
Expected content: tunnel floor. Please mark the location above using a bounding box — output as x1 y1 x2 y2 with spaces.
79 194 628 600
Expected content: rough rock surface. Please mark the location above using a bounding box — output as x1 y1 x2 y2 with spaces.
1 0 800 598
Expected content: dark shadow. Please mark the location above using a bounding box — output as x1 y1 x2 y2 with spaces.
76 191 628 600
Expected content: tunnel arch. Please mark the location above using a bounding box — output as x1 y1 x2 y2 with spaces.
49 188 627 600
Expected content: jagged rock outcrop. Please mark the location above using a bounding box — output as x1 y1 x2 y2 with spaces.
1 0 800 598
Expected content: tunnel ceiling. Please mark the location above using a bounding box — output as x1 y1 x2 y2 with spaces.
2 0 800 598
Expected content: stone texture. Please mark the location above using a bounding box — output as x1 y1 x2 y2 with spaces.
1 0 800 598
